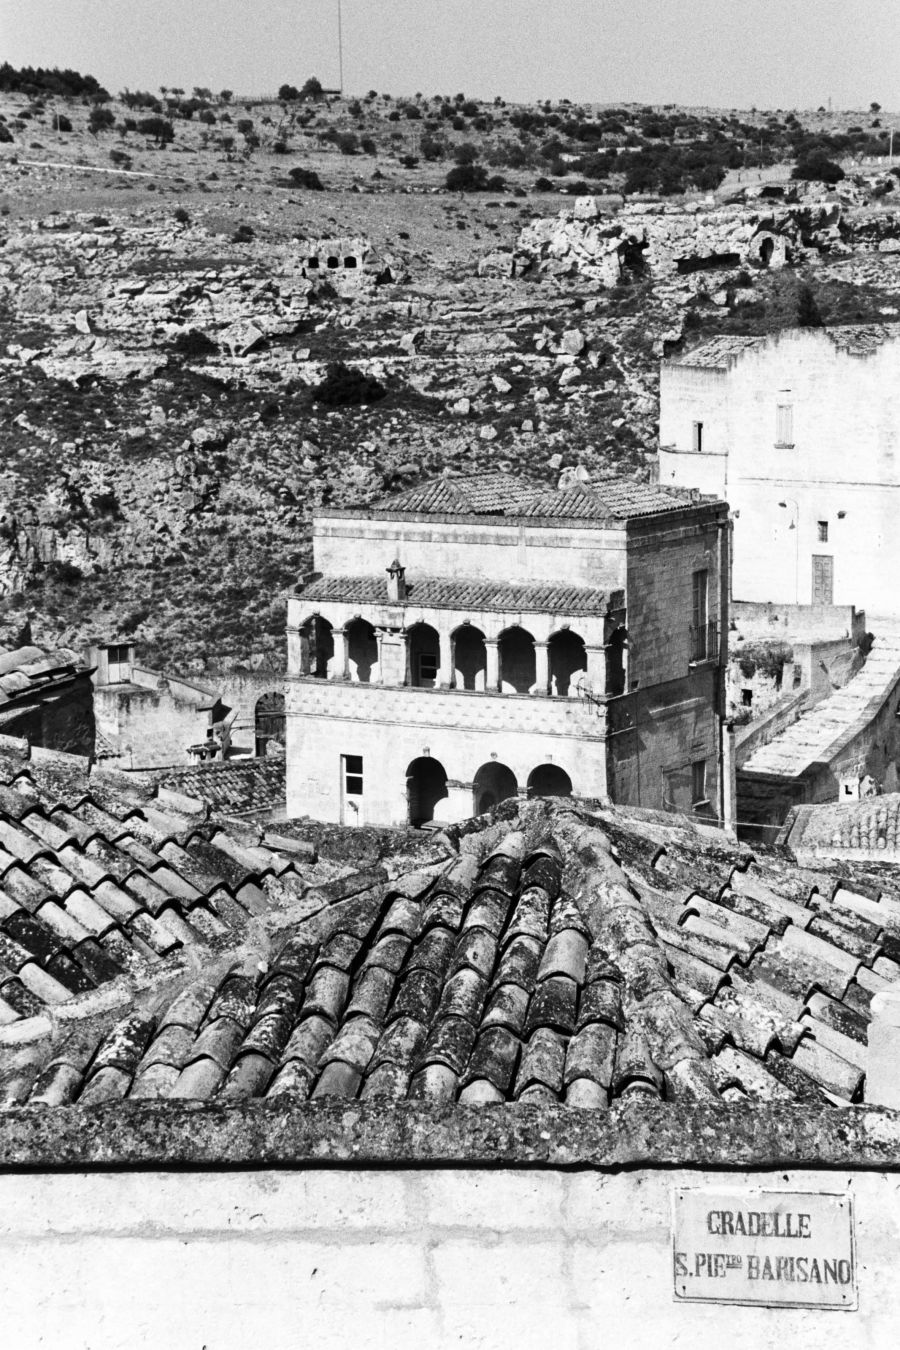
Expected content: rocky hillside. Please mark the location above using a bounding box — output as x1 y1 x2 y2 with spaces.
1 80 900 673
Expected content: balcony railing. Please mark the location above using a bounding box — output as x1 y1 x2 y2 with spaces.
689 621 719 664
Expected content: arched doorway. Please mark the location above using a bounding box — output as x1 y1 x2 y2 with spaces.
254 692 285 758
498 627 535 694
408 623 441 688
299 615 333 678
346 617 378 683
606 627 627 697
527 764 573 799
407 757 448 826
473 762 518 815
549 630 587 696
452 625 486 690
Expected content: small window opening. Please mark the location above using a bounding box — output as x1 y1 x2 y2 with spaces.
776 403 794 446
307 256 320 269
741 688 753 707
817 520 829 542
692 420 703 453
418 652 438 686
692 759 707 805
326 255 339 269
344 754 363 795
343 256 358 269
106 643 131 683
793 663 803 688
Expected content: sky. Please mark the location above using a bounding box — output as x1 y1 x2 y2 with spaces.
2 0 896 111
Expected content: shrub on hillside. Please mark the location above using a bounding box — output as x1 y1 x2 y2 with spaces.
287 166 324 189
88 106 114 133
445 163 488 191
792 153 844 184
137 116 174 144
314 362 386 406
51 113 72 132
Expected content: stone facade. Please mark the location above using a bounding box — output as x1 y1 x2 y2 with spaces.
286 477 729 826
658 325 900 613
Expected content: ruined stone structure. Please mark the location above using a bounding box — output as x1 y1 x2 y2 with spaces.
658 324 900 613
299 235 395 291
286 475 729 826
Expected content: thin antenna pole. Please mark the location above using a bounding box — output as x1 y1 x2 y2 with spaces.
338 0 344 94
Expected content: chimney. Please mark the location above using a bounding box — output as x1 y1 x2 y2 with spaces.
386 557 406 603
866 989 900 1107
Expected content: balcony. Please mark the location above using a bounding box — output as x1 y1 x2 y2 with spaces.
689 621 719 665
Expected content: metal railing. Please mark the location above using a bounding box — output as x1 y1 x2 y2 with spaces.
690 621 719 664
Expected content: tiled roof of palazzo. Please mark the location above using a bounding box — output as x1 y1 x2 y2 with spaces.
4 796 900 1115
298 573 607 616
672 324 900 371
156 758 286 816
370 474 705 522
0 744 357 1026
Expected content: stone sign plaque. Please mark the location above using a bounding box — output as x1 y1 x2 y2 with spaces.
672 1187 857 1309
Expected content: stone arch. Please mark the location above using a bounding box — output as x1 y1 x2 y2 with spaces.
298 615 333 678
473 761 518 815
346 617 378 684
307 255 320 269
527 764 573 799
343 255 358 269
255 692 285 758
452 624 486 691
326 255 340 269
408 622 441 688
549 629 587 696
498 627 535 695
407 756 448 827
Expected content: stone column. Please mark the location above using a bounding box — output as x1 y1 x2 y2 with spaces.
533 641 549 696
585 644 606 692
329 627 349 681
485 639 500 692
436 621 452 689
287 627 306 675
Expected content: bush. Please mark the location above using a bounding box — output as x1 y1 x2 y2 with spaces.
792 153 844 184
88 106 114 133
485 173 507 192
445 163 488 191
199 108 216 125
0 123 12 144
279 83 300 101
287 166 324 189
51 113 72 132
173 206 190 224
232 223 254 243
137 116 174 144
336 131 359 155
314 362 387 406
300 76 323 101
170 328 217 357
533 175 554 192
46 560 83 585
109 148 131 167
360 136 376 155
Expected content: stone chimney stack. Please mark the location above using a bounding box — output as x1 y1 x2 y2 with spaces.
386 557 407 603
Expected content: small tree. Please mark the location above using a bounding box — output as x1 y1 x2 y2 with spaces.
287 166 324 189
52 112 72 132
300 75 323 101
445 162 488 191
219 89 233 103
792 152 844 184
278 83 300 101
88 105 114 133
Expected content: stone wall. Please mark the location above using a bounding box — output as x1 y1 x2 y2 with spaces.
1 1164 897 1349
313 512 630 591
659 329 900 612
286 677 607 823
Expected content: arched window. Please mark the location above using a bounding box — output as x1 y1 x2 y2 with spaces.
299 615 333 678
407 757 448 826
346 617 378 684
343 256 358 269
255 692 286 758
527 764 573 799
548 630 587 697
473 762 518 815
498 627 535 695
408 623 441 688
307 256 320 269
326 255 340 269
452 625 486 691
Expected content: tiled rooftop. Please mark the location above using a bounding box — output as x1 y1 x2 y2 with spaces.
673 324 900 370
741 633 900 780
0 644 88 718
371 474 702 522
299 574 607 616
0 746 331 1029
784 794 900 865
2 796 898 1114
157 758 286 817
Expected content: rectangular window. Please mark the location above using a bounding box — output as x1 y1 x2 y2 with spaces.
692 420 704 453
106 643 131 683
776 403 794 446
418 653 438 687
741 688 753 707
692 760 708 805
343 754 363 795
817 520 829 542
793 663 803 688
691 569 710 662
